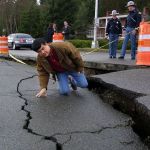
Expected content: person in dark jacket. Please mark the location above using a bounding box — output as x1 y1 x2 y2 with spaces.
32 38 88 97
106 10 122 58
62 21 70 40
118 1 141 60
45 23 57 43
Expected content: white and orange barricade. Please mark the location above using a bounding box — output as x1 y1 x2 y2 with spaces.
0 36 9 55
136 22 150 66
53 33 64 42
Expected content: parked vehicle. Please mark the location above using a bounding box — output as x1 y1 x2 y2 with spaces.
8 33 34 50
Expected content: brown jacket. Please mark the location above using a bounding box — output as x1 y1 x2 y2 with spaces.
36 41 84 89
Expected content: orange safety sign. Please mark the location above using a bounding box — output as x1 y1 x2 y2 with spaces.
53 33 64 42
0 36 9 55
136 22 150 66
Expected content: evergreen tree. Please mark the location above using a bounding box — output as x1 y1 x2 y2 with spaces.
19 4 42 37
74 0 95 30
39 0 77 32
1 0 149 38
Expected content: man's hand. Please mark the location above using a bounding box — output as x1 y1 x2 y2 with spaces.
36 88 47 98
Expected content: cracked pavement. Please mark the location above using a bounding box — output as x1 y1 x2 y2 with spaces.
0 60 148 150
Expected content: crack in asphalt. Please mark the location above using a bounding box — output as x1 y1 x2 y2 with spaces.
53 120 132 137
120 140 134 145
17 75 63 150
16 75 134 150
52 120 133 146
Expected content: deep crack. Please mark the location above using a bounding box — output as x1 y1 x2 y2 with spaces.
17 75 63 150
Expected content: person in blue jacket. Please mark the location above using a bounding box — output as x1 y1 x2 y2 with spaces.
118 1 141 60
106 10 122 58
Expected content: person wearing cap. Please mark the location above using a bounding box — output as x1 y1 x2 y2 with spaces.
106 10 122 58
118 1 141 60
32 38 88 97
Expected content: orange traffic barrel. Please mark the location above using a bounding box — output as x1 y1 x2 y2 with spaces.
0 36 9 55
53 33 64 42
136 22 150 66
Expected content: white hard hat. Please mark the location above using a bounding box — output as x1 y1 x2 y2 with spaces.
110 10 119 16
126 1 136 7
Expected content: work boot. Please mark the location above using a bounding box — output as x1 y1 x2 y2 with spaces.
118 56 124 59
131 57 135 60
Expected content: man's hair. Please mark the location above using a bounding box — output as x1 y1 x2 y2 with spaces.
32 38 47 52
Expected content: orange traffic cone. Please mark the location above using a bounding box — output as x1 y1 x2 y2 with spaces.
53 33 64 42
0 36 9 55
136 22 150 66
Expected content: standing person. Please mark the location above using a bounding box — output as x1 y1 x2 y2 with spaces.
52 23 57 33
106 10 122 58
32 38 88 97
62 21 70 40
118 1 141 60
45 23 57 43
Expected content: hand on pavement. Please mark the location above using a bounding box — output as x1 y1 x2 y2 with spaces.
36 88 47 98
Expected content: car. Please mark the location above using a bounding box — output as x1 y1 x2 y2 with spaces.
8 33 34 50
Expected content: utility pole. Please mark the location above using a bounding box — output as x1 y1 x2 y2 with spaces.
93 0 99 48
91 0 99 48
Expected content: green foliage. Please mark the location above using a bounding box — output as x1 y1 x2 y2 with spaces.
69 39 131 50
0 0 150 37
73 0 95 32
18 4 42 37
98 39 131 50
69 39 92 48
40 0 77 32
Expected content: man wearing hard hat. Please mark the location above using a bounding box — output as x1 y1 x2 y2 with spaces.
118 1 141 60
106 10 122 58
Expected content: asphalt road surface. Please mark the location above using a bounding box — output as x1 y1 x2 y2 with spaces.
0 59 148 150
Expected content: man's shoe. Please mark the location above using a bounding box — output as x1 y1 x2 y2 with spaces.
113 56 116 58
109 56 113 58
118 56 124 59
69 78 77 91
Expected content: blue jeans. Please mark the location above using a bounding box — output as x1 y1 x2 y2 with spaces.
109 34 119 57
121 27 137 59
57 71 88 95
